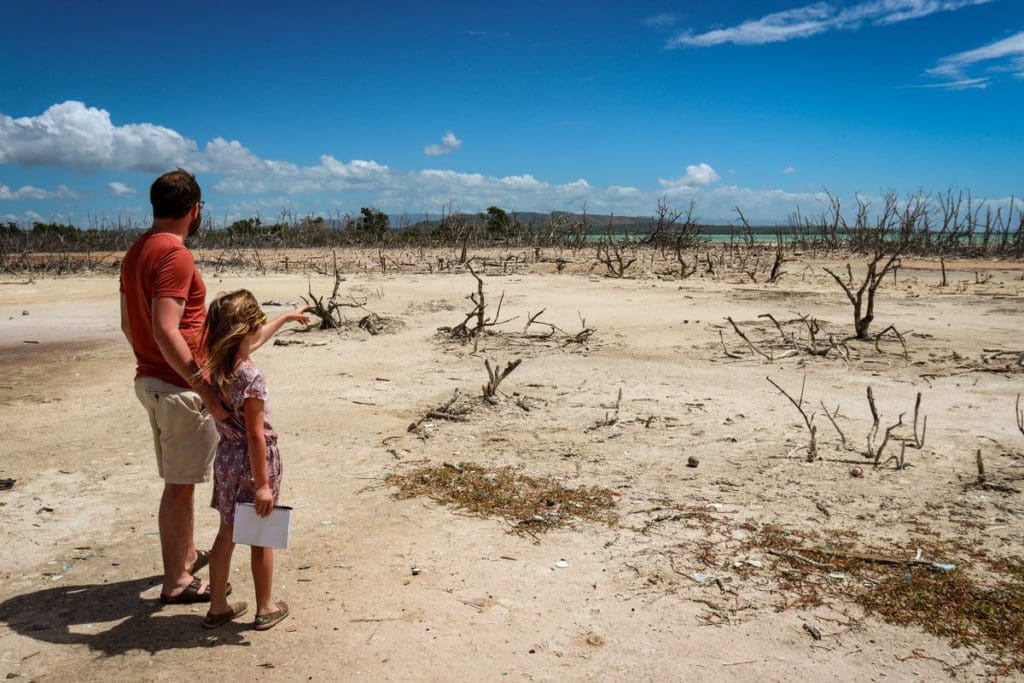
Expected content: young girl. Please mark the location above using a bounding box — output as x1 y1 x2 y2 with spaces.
198 289 309 630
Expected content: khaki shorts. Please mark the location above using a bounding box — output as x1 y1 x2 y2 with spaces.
134 377 219 485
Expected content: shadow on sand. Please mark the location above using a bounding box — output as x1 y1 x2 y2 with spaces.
0 576 248 656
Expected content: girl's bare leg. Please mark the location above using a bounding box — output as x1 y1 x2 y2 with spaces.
251 546 278 615
208 519 235 615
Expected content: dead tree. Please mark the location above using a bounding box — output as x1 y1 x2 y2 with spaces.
766 375 817 462
865 387 926 467
823 244 907 340
302 253 367 329
441 264 516 344
767 240 786 283
595 231 636 278
482 358 523 402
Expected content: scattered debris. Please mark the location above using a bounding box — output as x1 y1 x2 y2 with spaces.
802 623 822 640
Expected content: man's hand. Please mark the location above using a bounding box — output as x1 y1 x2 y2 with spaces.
254 483 274 517
195 382 230 421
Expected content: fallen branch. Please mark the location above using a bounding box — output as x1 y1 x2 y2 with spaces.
718 330 743 360
408 389 464 432
727 317 771 361
874 324 910 360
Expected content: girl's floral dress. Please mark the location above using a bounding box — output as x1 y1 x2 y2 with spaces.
211 359 282 525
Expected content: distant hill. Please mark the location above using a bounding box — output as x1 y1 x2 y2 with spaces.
392 210 785 234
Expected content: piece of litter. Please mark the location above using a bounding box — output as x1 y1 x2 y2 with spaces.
828 572 846 581
320 520 333 527
744 559 763 568
411 566 421 576
554 560 570 569
690 572 715 584
932 563 955 571
143 530 159 537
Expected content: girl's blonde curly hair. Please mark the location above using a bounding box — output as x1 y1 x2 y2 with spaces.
200 289 266 399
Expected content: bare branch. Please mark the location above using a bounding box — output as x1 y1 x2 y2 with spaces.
767 375 817 461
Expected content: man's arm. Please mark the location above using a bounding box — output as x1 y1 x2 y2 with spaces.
120 293 133 346
152 296 229 420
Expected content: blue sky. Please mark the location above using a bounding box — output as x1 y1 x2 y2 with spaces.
1 0 1022 225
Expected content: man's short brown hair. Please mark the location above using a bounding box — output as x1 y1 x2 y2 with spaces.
150 169 201 219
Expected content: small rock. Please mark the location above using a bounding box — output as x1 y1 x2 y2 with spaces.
411 566 421 576
686 456 700 468
850 466 864 478
22 310 29 316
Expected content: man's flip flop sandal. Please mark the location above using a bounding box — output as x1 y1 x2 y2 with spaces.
160 578 231 605
253 601 289 631
202 601 248 629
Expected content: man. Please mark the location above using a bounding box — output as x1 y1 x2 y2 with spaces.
120 169 228 604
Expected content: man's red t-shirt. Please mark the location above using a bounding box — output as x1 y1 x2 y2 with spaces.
119 230 207 388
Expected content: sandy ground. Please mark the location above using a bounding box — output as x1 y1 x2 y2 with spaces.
1 249 1023 681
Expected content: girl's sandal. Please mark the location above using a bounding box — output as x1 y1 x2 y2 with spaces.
202 601 248 629
253 600 289 631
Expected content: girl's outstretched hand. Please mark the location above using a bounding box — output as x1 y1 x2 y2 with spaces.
254 483 274 517
287 305 312 326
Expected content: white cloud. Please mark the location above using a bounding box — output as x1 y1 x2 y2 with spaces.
109 181 136 197
0 101 195 171
783 166 797 175
195 137 264 173
645 13 682 29
423 131 463 156
0 182 78 200
925 30 1024 89
213 155 390 195
659 163 721 188
0 184 47 200
670 0 994 48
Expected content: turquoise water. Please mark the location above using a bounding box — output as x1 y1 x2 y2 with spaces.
583 232 793 244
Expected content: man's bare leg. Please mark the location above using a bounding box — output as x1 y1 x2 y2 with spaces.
159 483 206 596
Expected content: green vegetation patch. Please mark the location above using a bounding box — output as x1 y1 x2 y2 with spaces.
389 461 617 534
857 558 1024 674
742 525 1024 674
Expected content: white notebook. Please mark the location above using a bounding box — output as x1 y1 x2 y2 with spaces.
233 503 292 549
